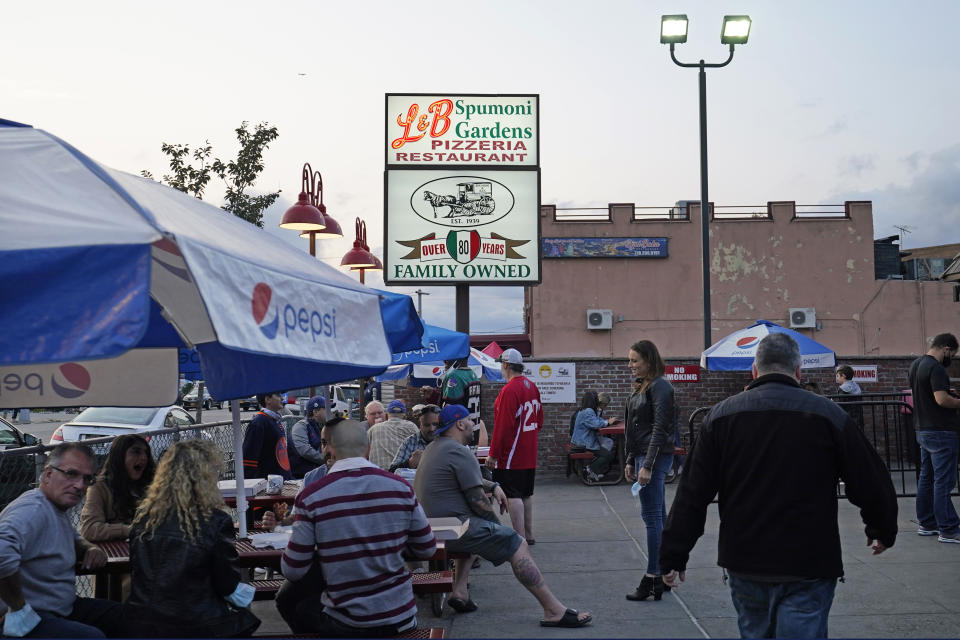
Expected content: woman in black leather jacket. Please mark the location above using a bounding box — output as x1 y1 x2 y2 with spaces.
623 339 676 603
123 439 260 638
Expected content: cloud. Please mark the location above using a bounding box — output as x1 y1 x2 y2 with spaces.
901 151 924 172
838 143 960 246
822 116 848 137
839 154 875 177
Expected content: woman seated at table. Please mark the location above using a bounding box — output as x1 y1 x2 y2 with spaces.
571 390 619 482
80 434 155 542
123 439 260 638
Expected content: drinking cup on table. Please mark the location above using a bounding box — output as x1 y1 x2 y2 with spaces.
266 474 283 494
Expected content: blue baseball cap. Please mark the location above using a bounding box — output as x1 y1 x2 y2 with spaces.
386 399 406 414
436 404 469 434
306 396 325 413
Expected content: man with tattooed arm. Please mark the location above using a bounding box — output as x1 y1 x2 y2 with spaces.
414 405 592 628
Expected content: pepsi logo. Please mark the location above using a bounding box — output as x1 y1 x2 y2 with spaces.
51 363 91 399
252 283 279 339
251 282 337 343
432 366 444 376
736 336 760 348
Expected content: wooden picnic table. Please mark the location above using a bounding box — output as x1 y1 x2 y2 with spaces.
597 423 626 485
83 517 467 595
222 481 300 508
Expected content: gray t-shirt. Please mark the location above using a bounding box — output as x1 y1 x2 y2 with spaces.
0 489 80 615
414 436 483 519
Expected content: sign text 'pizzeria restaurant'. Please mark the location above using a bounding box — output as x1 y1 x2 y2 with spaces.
384 94 541 286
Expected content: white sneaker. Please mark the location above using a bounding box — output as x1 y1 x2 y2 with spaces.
937 531 960 544
582 468 601 483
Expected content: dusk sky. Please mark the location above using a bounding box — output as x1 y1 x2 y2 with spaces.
5 1 958 334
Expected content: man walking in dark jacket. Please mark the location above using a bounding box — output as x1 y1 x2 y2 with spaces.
659 333 898 639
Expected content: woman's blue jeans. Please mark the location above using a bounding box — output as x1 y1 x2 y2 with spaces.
635 453 673 575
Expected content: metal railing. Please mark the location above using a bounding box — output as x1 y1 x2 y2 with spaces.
0 419 251 598
683 399 928 498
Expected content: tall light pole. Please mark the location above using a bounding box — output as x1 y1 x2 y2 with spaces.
661 14 751 350
413 289 430 317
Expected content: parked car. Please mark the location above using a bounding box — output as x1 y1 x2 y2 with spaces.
330 383 361 420
0 416 42 510
182 386 214 410
218 396 260 411
49 406 210 460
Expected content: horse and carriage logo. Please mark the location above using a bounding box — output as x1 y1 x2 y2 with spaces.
410 175 513 227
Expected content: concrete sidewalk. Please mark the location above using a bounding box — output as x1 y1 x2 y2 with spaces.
251 478 960 638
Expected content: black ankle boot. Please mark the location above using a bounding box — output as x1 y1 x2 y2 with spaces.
626 575 655 601
652 575 665 600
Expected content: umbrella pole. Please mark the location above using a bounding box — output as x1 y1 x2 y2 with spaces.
231 400 248 538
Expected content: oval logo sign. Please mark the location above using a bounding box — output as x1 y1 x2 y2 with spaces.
410 175 514 227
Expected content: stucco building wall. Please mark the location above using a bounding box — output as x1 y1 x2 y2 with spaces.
529 201 959 358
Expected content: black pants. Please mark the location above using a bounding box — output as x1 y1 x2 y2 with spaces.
276 564 326 634
298 603 415 639
587 445 615 476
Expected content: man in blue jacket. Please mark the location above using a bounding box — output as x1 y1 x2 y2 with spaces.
659 333 897 639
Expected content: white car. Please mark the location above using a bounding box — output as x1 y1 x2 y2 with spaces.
50 406 199 444
182 387 214 410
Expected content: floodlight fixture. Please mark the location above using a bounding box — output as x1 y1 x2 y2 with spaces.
720 15 751 45
660 15 688 44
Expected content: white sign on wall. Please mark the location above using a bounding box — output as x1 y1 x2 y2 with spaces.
521 362 575 404
851 365 878 383
384 169 540 284
385 94 539 167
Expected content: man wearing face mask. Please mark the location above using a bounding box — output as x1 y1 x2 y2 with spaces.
909 333 960 544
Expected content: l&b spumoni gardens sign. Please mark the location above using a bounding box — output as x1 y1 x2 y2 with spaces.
384 94 541 285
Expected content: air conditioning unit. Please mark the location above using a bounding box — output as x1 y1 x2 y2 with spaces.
788 307 817 329
586 309 613 330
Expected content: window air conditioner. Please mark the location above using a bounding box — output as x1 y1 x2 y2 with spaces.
788 307 817 329
586 309 613 330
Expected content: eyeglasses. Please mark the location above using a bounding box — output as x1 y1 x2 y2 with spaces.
49 465 97 486
422 404 441 414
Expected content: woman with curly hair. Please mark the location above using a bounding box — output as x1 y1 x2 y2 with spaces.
623 339 676 602
123 439 260 638
80 434 155 542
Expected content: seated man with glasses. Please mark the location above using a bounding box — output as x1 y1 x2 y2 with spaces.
0 442 123 638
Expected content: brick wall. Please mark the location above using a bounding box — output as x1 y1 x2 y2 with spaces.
395 355 932 476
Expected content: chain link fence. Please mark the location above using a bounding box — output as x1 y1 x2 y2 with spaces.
0 418 251 598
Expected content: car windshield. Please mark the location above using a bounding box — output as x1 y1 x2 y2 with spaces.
341 387 360 402
72 407 159 426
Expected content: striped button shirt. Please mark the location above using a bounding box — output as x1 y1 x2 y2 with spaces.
281 457 436 629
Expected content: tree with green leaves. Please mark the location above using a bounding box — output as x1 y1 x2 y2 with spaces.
142 121 280 228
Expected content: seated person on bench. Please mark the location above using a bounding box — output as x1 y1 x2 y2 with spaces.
279 419 436 637
414 404 593 629
571 390 619 482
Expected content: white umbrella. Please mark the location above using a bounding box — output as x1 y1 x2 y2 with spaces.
700 319 836 371
0 119 424 535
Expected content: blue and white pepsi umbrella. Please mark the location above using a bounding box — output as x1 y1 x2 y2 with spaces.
377 347 504 383
0 119 423 406
700 320 836 371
